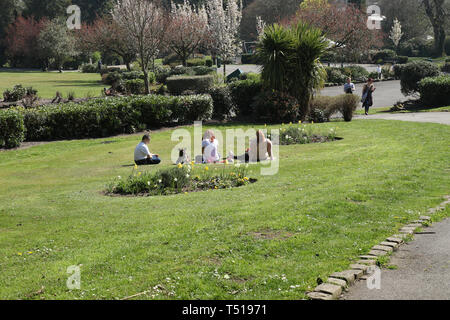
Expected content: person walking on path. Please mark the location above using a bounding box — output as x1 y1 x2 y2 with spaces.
377 64 382 80
362 78 376 115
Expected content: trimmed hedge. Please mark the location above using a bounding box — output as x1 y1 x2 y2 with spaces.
418 75 450 107
309 94 360 122
395 61 441 95
0 109 25 148
228 79 263 118
17 95 213 143
166 75 214 95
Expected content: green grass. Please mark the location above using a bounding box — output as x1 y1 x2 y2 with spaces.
355 105 450 115
0 120 449 300
0 70 105 99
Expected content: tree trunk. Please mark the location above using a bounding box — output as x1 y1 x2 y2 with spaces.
423 0 446 57
223 64 226 80
143 70 150 95
126 61 131 71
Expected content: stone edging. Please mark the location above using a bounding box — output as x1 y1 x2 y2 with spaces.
306 195 450 300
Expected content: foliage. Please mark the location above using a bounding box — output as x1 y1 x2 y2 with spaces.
125 79 146 95
107 164 252 196
166 75 215 95
418 75 450 107
389 18 403 48
0 109 25 149
397 56 409 64
267 122 338 145
3 85 37 102
206 0 243 76
186 58 207 67
309 94 360 122
81 63 99 73
252 91 299 123
257 22 328 119
372 49 397 63
441 63 450 73
241 53 259 64
396 61 441 95
38 18 77 71
166 1 210 66
208 86 236 120
228 79 263 118
325 67 347 84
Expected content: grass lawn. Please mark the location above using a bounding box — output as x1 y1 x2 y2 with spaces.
0 120 449 300
355 105 450 115
0 70 105 99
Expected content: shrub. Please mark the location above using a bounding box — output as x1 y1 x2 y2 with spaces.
121 71 144 80
0 109 25 148
186 58 206 67
308 107 327 123
325 67 346 84
102 71 123 86
241 54 259 64
205 58 214 67
418 75 450 107
228 79 263 118
372 49 397 63
21 95 213 141
166 75 214 95
309 94 359 122
81 63 98 73
163 54 181 66
155 65 172 84
441 63 450 73
252 91 299 123
3 85 26 102
125 79 146 95
445 37 450 56
192 66 216 76
397 56 409 64
208 86 236 120
343 65 369 82
271 123 338 145
397 61 441 95
239 72 261 81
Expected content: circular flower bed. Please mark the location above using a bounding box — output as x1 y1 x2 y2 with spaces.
107 162 255 196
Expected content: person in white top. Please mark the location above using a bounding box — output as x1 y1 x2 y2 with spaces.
202 130 220 163
134 134 161 165
248 130 273 162
377 64 382 80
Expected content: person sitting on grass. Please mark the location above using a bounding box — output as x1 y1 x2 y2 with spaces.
202 130 220 163
234 130 274 163
134 134 161 166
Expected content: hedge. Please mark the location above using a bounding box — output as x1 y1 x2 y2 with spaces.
395 61 441 95
418 75 450 107
228 79 263 118
166 75 214 95
11 95 213 144
0 109 25 148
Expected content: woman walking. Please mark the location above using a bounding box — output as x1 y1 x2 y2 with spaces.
361 78 376 115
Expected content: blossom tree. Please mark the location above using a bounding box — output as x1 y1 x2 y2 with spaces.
77 17 137 71
206 0 243 78
291 0 384 63
166 0 209 66
256 16 266 39
389 18 403 50
112 0 167 94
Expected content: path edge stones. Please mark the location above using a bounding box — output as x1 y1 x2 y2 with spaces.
306 195 450 300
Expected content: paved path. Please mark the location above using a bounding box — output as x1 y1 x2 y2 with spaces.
320 80 411 109
343 218 450 300
355 112 450 125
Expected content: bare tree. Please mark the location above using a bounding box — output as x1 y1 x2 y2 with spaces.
422 0 447 57
112 0 168 93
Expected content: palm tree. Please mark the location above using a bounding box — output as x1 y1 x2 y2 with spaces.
257 22 328 120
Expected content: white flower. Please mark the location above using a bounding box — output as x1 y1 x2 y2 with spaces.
186 174 190 178
174 178 178 182
158 179 162 183
118 176 122 179
223 274 230 279
147 181 151 186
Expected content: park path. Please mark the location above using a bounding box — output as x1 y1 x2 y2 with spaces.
343 217 450 300
355 112 450 125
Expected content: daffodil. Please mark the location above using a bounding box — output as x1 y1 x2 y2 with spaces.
177 163 183 169
17 252 22 256
205 166 209 171
138 172 142 177
134 164 138 170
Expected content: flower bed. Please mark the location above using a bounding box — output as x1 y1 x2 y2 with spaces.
107 163 255 196
268 123 339 145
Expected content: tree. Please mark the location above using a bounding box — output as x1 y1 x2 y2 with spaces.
112 0 168 94
206 0 243 77
166 0 209 66
257 22 328 120
0 0 25 65
422 0 447 57
77 17 136 70
23 0 72 20
5 16 46 67
38 19 77 71
292 1 384 62
256 16 266 39
389 18 403 50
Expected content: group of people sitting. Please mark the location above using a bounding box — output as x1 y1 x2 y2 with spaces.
133 130 274 166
